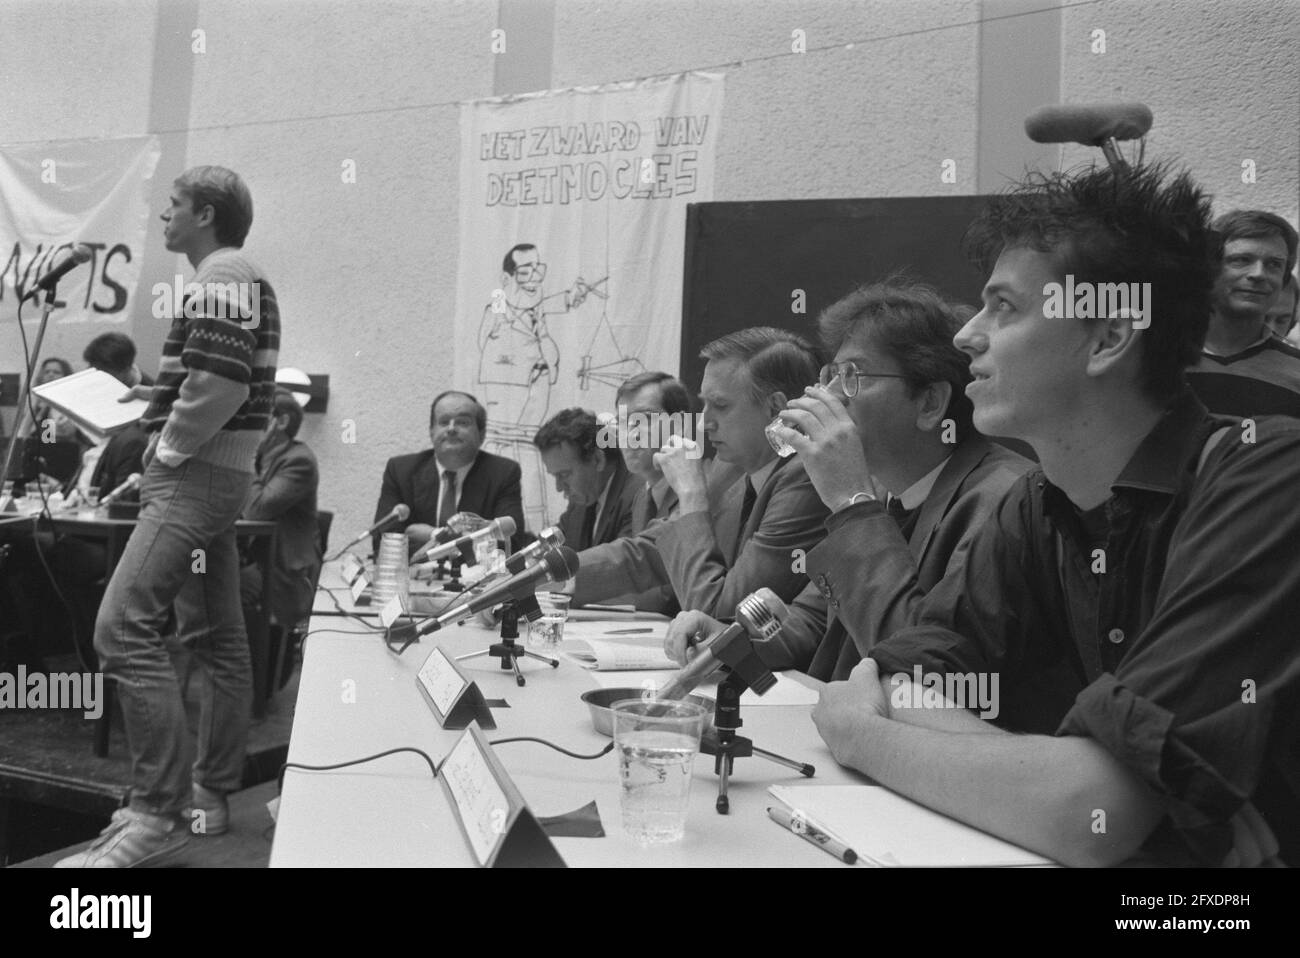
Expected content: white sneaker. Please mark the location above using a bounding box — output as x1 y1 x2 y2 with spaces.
54 807 190 868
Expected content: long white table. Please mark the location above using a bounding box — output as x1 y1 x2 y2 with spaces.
270 568 868 867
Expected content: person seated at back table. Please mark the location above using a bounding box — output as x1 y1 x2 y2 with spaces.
665 280 1031 679
812 162 1300 867
374 390 524 554
240 387 320 686
569 327 830 618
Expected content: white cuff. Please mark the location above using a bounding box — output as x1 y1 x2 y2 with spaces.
155 437 191 468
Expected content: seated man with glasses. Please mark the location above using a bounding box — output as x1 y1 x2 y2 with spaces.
666 281 1031 680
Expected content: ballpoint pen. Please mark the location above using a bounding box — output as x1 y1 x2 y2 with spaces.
767 805 858 864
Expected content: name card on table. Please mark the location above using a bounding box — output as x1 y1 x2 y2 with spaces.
350 570 372 605
340 553 365 585
416 647 496 730
438 724 564 868
378 593 406 629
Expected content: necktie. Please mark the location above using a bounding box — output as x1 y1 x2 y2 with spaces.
438 470 457 527
641 487 658 526
580 503 598 548
735 478 757 552
886 495 919 538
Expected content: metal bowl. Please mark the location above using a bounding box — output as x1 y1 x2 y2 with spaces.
580 687 716 737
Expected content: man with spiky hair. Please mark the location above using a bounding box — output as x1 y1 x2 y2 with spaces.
813 164 1300 867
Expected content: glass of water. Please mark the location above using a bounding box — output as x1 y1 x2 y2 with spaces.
526 613 566 651
612 698 707 845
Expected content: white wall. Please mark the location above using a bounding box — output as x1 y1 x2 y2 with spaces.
2 0 1296 538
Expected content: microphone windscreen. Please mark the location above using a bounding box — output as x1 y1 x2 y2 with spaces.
1024 102 1153 146
543 545 580 581
493 515 517 539
69 244 93 264
394 503 411 521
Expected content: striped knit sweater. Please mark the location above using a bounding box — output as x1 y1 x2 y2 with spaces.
139 247 280 473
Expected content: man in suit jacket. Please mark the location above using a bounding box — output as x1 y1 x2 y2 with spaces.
573 327 830 617
534 408 639 552
374 391 524 553
242 388 320 628
666 282 1031 679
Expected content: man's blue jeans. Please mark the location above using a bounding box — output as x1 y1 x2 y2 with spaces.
94 456 253 816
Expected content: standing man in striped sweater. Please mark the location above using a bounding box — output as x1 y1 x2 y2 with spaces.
59 166 280 868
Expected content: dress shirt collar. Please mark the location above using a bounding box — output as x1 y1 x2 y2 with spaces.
894 455 950 511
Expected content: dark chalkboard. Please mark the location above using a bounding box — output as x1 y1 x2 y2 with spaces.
679 196 993 389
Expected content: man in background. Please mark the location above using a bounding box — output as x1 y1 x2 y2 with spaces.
572 327 828 617
240 387 319 690
534 407 638 552
1186 210 1300 417
374 390 524 553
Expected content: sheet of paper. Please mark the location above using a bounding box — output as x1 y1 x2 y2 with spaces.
589 669 820 706
767 784 1056 867
562 638 677 671
567 606 670 622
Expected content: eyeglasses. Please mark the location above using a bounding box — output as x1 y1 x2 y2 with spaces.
514 262 547 281
818 362 908 398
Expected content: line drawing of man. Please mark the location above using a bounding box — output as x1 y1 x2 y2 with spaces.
477 242 602 528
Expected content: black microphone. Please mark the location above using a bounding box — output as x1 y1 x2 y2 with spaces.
657 588 788 701
326 503 410 560
24 244 93 301
1024 102 1153 146
504 526 565 574
407 545 579 638
421 516 517 565
409 524 459 564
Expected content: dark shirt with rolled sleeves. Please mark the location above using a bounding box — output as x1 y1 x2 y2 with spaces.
869 391 1300 866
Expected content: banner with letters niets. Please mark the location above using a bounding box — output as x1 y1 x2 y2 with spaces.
455 73 724 529
0 135 161 326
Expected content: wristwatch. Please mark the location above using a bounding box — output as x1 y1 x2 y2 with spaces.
835 491 877 514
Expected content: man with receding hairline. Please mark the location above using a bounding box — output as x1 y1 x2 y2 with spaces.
374 390 524 554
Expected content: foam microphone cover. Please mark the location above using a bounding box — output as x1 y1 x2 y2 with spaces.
1024 102 1153 145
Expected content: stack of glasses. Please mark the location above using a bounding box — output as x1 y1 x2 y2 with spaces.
371 531 410 608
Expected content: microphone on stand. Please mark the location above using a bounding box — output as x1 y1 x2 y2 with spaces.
420 515 516 565
657 588 788 701
387 545 578 645
326 503 409 561
409 525 459 563
98 472 142 508
23 244 93 302
504 526 565 574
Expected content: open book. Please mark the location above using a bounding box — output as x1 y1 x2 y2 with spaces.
31 368 147 443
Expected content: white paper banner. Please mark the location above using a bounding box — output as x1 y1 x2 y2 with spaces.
0 135 161 326
455 72 723 529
